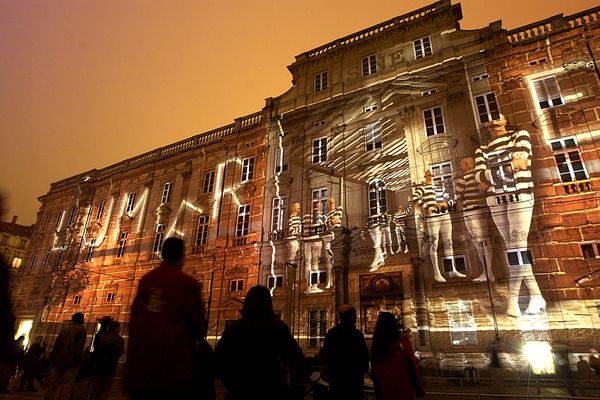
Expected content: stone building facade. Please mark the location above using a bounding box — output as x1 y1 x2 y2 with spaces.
12 112 267 344
11 0 600 373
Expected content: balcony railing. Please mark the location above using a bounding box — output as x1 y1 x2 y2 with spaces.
191 244 206 255
232 236 248 247
554 179 593 195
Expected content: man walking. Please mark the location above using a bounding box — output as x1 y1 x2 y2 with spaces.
321 304 369 400
125 237 208 399
44 312 87 400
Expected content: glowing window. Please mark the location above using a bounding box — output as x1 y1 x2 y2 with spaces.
550 137 588 182
423 106 445 136
126 193 136 213
241 157 255 182
96 201 105 220
271 197 286 232
430 162 454 199
361 54 377 77
203 170 215 194
230 279 244 292
365 122 382 151
152 224 165 254
116 231 128 258
312 138 327 164
475 92 500 124
274 147 288 174
414 36 432 59
236 205 250 237
532 76 564 109
447 301 477 346
314 71 328 92
308 309 327 349
161 182 172 205
11 257 22 268
267 275 283 289
368 179 387 216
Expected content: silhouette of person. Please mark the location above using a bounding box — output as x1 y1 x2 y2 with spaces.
371 312 424 400
321 304 369 400
215 285 306 400
125 237 208 399
44 312 87 400
0 194 15 393
393 203 412 254
19 336 45 392
88 321 124 400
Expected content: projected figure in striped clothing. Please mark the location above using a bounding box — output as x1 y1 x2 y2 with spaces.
287 202 302 265
455 157 495 282
302 208 326 294
474 116 545 317
393 203 412 254
412 170 466 282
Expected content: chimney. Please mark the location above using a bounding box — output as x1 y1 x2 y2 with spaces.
11 215 17 224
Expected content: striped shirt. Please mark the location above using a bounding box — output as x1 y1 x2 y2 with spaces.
326 207 343 228
474 130 533 197
288 215 302 237
302 211 326 236
393 203 413 227
412 184 452 215
454 170 486 210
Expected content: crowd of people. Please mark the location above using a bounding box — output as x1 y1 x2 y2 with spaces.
4 237 600 400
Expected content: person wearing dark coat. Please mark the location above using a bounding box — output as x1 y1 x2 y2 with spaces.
321 304 369 400
19 336 45 391
88 321 124 400
0 250 15 392
214 285 306 400
125 237 208 399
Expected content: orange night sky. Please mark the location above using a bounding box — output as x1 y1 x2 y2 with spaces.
1 0 598 225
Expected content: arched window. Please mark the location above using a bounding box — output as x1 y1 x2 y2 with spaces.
368 179 388 216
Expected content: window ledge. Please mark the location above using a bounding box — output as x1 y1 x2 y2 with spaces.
554 179 592 195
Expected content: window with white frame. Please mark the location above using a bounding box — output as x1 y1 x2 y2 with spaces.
361 54 377 76
532 76 564 109
475 92 501 124
67 207 77 226
312 138 327 164
203 170 215 194
96 201 105 220
312 188 328 216
11 257 22 268
443 256 466 273
274 147 288 174
314 71 328 92
365 122 383 151
364 105 378 112
152 224 165 254
421 88 437 96
368 179 388 216
161 182 172 205
126 193 136 213
106 292 116 302
241 157 255 182
85 239 95 262
74 295 81 305
310 270 328 286
236 205 250 237
308 309 327 349
423 106 445 136
267 275 284 289
271 197 286 232
507 249 533 266
195 216 209 251
430 162 455 199
116 231 128 258
230 279 244 293
414 36 432 59
550 138 588 182
447 301 477 346
54 211 64 230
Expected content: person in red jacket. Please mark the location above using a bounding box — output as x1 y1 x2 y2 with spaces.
125 237 208 399
371 312 424 400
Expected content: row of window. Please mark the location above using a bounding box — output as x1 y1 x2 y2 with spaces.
312 36 433 93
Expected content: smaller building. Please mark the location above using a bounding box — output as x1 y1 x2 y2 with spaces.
0 215 33 270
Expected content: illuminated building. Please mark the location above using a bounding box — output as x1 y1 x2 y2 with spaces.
259 0 600 372
0 216 33 270
11 0 600 374
12 112 266 342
